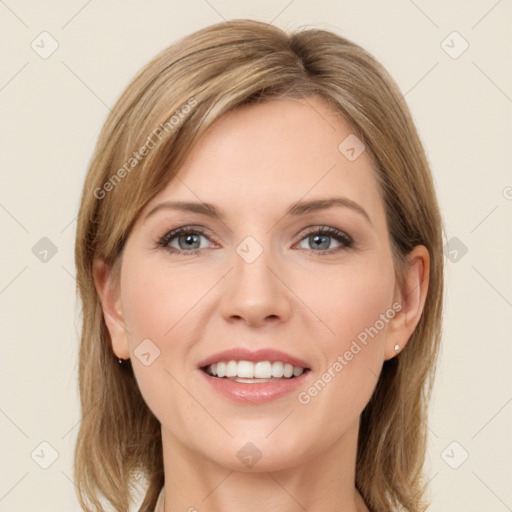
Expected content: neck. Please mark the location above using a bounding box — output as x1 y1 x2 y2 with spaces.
159 420 369 512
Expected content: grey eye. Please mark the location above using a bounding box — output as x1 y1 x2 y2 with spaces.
168 232 209 251
298 233 343 251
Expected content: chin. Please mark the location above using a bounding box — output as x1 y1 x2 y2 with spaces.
198 433 313 473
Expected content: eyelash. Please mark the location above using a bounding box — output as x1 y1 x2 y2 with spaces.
156 225 354 257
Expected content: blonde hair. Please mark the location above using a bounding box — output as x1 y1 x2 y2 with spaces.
74 19 444 512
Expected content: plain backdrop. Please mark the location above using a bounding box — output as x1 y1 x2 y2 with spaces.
1 1 511 510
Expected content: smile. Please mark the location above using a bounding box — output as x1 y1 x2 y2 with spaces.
203 360 307 381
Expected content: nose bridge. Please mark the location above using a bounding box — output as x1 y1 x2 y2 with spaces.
220 234 291 326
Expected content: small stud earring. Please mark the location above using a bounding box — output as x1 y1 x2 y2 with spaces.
394 344 400 352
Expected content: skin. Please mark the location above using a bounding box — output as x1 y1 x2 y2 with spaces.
94 95 429 512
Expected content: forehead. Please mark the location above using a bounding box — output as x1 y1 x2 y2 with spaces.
139 96 385 226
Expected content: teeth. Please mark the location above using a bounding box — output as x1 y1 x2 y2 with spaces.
271 361 284 377
293 366 304 377
254 361 271 378
238 360 255 378
225 360 237 377
216 362 226 378
205 360 306 379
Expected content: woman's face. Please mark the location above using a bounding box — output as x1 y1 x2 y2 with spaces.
102 96 412 471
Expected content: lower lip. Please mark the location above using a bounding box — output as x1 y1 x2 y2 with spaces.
199 370 310 403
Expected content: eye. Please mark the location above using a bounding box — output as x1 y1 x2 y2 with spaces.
157 226 214 254
296 227 353 255
156 225 354 256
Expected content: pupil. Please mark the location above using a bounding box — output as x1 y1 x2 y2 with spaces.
312 234 329 250
181 233 199 249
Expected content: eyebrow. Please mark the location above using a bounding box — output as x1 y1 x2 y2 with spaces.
144 197 371 225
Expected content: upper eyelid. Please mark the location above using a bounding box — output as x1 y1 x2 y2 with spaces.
159 224 349 237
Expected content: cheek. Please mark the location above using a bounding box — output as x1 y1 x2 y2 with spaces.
338 263 395 347
296 255 396 417
302 253 396 350
119 253 225 422
121 256 201 342
119 257 190 410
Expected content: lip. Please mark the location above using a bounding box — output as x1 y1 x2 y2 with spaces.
199 368 311 404
197 348 310 369
196 348 311 404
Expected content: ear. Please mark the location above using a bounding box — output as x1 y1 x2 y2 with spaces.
92 258 130 360
385 245 430 360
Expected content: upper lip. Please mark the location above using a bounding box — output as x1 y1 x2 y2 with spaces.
197 348 310 369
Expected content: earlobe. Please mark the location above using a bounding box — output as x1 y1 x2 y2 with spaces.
92 258 130 360
385 245 430 360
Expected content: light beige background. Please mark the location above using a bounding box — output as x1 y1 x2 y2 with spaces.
1 1 511 510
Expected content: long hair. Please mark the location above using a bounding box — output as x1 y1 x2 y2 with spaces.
74 19 444 512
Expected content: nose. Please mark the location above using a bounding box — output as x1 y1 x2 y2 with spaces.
220 244 293 328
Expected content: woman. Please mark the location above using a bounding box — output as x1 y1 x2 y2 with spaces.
74 19 444 512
